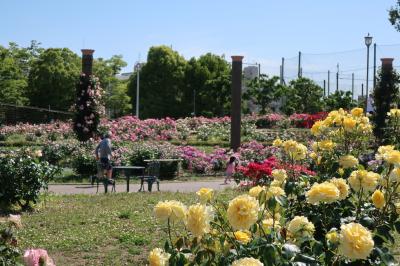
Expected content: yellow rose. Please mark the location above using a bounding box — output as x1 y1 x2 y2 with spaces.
265 186 285 200
196 188 214 203
287 216 315 240
227 195 259 230
389 167 400 182
261 218 281 234
234 230 252 244
388 108 400 118
154 201 172 221
309 152 318 160
338 223 374 260
186 204 214 238
351 107 364 117
318 140 335 151
348 170 380 192
306 182 340 204
326 230 339 244
311 121 324 136
270 179 284 188
272 138 283 147
330 178 350 200
148 248 170 266
385 150 400 165
338 168 344 176
376 145 395 160
168 200 187 222
371 190 385 209
282 140 307 160
271 169 287 182
339 155 359 169
343 117 357 131
249 186 265 198
232 257 264 266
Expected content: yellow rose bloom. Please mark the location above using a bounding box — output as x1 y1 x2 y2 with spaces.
265 186 285 200
154 201 172 221
148 248 170 266
338 168 345 176
234 230 252 244
351 107 364 117
376 145 395 161
388 108 400 118
385 150 400 165
261 218 281 234
227 195 259 230
287 216 315 239
272 138 283 147
343 117 357 131
330 178 350 200
271 169 287 182
270 179 284 188
306 182 340 204
168 200 187 222
326 230 339 244
196 188 214 203
371 190 385 209
186 204 214 238
339 155 359 169
249 186 265 198
232 257 264 266
309 152 318 160
338 223 374 260
282 140 308 160
319 140 335 151
389 167 400 182
348 170 380 192
311 120 324 136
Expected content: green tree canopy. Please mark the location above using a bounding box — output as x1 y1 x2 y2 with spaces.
128 45 187 118
281 77 324 115
323 90 357 111
243 74 284 114
28 48 80 110
106 81 132 118
389 0 400 31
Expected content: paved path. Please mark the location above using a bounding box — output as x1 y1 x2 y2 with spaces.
48 179 235 194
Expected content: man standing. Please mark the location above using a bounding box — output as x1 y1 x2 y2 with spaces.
95 131 113 180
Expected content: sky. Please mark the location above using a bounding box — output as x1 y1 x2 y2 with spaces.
1 0 400 94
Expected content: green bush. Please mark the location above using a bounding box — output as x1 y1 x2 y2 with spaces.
0 149 58 209
42 141 76 166
71 144 97 178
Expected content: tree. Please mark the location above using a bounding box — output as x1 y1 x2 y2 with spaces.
372 68 400 143
323 90 357 111
243 74 284 114
28 48 80 110
106 81 132 117
281 77 324 115
0 41 43 105
389 0 400 31
184 53 231 117
127 46 187 118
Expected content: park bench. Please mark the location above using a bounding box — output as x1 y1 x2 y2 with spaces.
139 161 160 192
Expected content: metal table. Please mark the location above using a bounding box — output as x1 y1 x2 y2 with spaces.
143 159 183 176
113 166 145 192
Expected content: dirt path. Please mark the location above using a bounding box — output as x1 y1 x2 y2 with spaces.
48 179 235 194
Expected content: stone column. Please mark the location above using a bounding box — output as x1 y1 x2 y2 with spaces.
231 56 244 152
81 49 95 76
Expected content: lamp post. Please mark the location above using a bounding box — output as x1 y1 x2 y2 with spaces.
364 33 373 113
135 62 141 118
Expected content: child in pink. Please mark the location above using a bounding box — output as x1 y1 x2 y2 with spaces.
224 156 237 184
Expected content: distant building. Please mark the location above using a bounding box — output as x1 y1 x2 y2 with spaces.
116 72 133 81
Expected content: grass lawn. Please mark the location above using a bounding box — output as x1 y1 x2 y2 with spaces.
16 190 236 265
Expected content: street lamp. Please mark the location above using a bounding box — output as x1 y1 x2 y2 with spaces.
134 62 141 119
364 33 373 113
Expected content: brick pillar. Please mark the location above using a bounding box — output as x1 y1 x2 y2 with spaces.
381 58 394 72
231 56 244 152
81 49 95 76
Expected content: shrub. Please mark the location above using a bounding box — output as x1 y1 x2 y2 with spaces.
71 144 98 178
0 149 58 209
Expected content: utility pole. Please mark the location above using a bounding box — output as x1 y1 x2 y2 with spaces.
328 70 331 95
373 43 377 89
298 51 302 78
323 80 326 97
336 64 339 92
135 62 141 118
281 57 285 85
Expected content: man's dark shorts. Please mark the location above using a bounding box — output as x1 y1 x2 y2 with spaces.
100 157 112 171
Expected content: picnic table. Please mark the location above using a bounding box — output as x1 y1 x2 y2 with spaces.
143 158 183 176
112 166 145 192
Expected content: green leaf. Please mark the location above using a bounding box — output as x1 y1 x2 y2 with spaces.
282 243 300 259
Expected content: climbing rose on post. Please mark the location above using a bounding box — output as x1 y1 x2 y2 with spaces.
72 74 105 142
